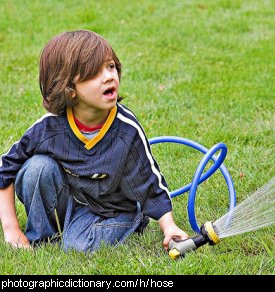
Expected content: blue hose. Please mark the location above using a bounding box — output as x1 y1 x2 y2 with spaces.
149 136 236 233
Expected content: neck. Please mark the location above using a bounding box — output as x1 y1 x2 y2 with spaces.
72 106 110 127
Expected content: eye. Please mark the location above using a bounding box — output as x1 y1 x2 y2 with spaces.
108 62 116 70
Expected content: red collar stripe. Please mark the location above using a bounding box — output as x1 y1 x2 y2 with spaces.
73 114 103 132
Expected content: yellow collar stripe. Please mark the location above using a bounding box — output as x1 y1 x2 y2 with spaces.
85 106 117 150
67 108 90 145
66 106 117 150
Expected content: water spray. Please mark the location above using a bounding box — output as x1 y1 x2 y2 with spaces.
149 137 275 259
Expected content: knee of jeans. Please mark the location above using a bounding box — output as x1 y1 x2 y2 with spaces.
24 154 59 175
16 155 62 187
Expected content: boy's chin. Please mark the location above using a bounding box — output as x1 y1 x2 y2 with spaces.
98 101 117 112
103 97 117 107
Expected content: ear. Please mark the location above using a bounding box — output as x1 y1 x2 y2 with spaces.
67 87 76 98
70 75 80 98
71 90 77 98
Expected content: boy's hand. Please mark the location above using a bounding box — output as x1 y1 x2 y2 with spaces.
4 227 31 249
158 211 189 251
162 223 189 251
0 184 31 249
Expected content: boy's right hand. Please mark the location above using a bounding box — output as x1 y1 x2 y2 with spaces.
0 184 31 249
4 227 31 249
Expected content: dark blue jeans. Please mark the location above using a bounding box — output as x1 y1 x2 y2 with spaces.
15 155 146 253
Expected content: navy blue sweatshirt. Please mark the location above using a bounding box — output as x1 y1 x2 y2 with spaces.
0 103 172 219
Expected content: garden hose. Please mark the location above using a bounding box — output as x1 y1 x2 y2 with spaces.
149 136 236 232
149 136 236 258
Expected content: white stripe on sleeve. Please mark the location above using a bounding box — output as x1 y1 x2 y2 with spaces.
118 103 137 118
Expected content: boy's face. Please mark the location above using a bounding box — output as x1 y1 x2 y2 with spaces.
72 59 119 112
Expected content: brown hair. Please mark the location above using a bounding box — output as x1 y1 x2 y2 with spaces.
39 30 122 115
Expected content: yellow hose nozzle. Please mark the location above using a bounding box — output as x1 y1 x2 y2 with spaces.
169 248 181 260
204 221 220 245
168 222 221 259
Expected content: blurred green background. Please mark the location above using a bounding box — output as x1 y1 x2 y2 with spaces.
0 0 274 275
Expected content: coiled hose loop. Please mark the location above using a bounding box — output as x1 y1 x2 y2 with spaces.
149 136 236 232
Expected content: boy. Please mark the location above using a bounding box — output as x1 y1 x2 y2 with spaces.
0 30 188 253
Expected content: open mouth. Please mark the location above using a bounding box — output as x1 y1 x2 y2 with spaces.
103 86 115 97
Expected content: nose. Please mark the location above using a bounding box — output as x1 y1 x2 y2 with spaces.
103 68 114 84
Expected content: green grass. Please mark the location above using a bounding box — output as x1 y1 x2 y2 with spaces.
0 0 274 275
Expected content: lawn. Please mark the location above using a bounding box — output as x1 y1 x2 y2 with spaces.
0 0 274 275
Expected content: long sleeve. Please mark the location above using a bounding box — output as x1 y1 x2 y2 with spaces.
0 114 56 189
0 130 40 188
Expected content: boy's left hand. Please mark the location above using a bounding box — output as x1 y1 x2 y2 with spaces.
162 223 189 251
158 211 189 251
